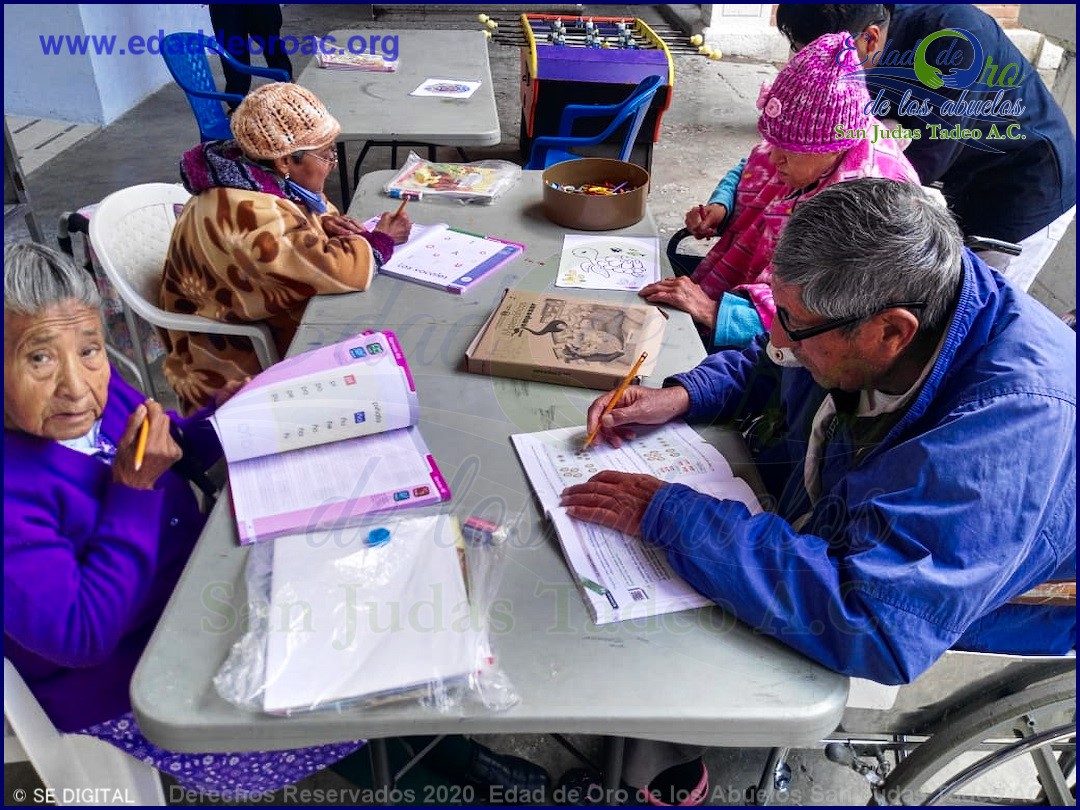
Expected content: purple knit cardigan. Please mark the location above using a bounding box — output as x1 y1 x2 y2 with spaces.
4 371 222 732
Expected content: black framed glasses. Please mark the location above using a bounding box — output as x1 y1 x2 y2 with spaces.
775 302 926 342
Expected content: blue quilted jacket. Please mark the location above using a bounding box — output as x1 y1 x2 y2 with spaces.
643 250 1076 684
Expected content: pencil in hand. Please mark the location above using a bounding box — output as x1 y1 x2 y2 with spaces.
582 351 648 450
390 190 420 217
133 413 150 472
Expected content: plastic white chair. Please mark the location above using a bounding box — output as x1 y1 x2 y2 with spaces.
89 182 280 399
4 659 165 806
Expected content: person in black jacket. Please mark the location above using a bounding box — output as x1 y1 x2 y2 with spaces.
775 4 1076 292
209 4 294 105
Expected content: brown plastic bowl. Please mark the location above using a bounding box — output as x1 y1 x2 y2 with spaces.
542 158 650 231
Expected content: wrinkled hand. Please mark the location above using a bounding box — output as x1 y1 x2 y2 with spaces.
213 376 251 408
638 276 718 331
585 385 690 448
560 471 665 537
373 211 412 245
685 203 728 239
322 214 370 239
112 400 182 491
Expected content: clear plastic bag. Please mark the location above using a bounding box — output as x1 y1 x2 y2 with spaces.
383 152 521 204
213 514 519 716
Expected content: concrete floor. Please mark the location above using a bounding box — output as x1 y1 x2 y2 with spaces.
4 3 1074 806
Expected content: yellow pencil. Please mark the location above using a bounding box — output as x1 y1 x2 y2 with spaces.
393 196 410 217
134 416 150 472
582 351 648 450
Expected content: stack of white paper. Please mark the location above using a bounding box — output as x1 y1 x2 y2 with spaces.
262 515 479 713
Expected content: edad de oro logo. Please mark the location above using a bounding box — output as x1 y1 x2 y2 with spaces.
836 28 1028 150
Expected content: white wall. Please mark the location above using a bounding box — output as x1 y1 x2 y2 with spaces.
3 4 210 125
4 5 99 123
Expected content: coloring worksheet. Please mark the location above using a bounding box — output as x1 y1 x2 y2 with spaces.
409 78 481 98
555 236 661 291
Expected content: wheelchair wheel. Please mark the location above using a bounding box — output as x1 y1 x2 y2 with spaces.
879 671 1075 805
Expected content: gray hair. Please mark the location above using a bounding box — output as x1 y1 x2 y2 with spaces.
4 241 101 316
772 179 963 335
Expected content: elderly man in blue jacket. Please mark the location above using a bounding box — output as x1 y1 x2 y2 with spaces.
563 178 1076 688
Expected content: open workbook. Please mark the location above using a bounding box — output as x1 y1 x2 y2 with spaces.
363 216 523 293
211 331 450 545
512 422 762 624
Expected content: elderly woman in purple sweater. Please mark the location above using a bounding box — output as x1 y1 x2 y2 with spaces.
2 242 360 795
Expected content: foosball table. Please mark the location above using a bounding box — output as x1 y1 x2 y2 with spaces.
518 14 675 172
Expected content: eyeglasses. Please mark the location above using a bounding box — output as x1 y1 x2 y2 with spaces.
301 146 338 166
775 302 926 343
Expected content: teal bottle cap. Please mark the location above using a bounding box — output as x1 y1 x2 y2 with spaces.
367 527 391 547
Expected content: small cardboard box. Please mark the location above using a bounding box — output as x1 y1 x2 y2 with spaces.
464 289 666 390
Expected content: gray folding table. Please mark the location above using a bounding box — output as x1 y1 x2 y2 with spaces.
131 171 848 789
296 30 501 208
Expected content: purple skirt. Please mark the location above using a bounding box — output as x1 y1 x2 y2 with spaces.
79 712 363 798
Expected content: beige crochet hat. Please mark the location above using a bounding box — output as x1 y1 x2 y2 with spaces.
231 82 341 161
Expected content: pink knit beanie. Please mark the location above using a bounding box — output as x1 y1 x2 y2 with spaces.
757 32 870 153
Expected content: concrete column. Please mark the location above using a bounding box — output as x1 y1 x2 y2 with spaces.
700 4 789 61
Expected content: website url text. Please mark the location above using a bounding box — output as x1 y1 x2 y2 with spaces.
38 31 399 60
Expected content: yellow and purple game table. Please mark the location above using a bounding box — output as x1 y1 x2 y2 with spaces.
519 14 674 172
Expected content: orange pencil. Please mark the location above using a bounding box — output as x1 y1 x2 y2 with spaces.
393 196 410 217
582 351 648 450
133 416 150 472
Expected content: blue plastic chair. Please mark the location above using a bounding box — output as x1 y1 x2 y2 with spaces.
160 32 290 142
524 74 665 170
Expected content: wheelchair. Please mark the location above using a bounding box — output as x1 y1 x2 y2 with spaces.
749 650 1075 806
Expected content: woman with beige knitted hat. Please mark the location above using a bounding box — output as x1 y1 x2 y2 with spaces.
160 82 410 414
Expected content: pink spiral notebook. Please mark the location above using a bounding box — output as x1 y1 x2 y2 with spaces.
211 331 450 545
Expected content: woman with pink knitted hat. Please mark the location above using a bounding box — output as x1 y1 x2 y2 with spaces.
640 31 918 353
160 82 412 414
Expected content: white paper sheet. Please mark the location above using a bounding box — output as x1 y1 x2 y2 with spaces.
263 515 479 714
511 423 761 624
409 78 481 98
555 235 661 291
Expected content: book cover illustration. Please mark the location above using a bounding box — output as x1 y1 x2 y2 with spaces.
465 290 665 390
390 161 502 195
505 295 648 367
